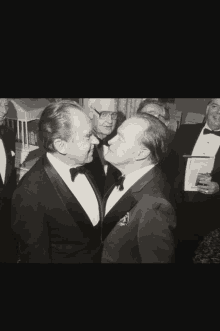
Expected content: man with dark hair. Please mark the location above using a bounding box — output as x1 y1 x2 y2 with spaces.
0 99 17 263
101 113 176 263
11 100 103 263
170 98 220 263
137 99 170 127
85 98 126 197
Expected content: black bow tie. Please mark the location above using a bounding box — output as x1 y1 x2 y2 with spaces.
203 128 220 137
70 166 88 182
96 137 109 147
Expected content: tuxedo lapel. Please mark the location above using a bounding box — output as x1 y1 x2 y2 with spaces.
183 124 205 155
102 166 159 241
85 146 106 196
43 155 99 236
178 124 205 174
213 147 220 175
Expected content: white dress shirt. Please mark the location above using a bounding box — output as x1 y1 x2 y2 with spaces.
0 138 6 184
105 164 155 216
185 123 220 189
47 153 100 226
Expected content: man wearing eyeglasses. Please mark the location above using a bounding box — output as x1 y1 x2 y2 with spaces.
84 98 122 197
0 99 17 262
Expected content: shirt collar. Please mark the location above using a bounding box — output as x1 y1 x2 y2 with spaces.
47 152 73 178
123 164 156 181
203 122 220 132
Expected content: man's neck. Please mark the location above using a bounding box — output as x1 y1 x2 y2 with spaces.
206 121 220 131
49 152 82 168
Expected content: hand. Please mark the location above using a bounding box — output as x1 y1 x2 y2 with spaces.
197 180 220 195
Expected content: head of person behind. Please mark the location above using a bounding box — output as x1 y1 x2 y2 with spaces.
104 113 169 175
0 99 9 126
205 98 220 131
87 98 118 140
38 100 99 168
136 99 170 127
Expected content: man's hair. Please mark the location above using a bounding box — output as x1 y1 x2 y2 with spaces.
134 113 169 164
137 99 170 122
38 100 84 153
193 228 220 264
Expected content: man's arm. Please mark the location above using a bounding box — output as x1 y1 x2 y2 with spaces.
137 200 176 263
11 189 51 263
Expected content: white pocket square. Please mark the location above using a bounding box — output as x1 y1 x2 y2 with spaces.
11 151 15 157
118 213 130 226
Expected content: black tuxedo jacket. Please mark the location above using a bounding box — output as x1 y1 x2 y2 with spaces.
0 125 17 263
168 123 220 203
101 166 176 263
11 154 104 263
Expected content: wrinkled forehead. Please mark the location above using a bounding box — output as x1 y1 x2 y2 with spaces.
142 104 164 117
209 98 220 106
88 98 116 113
119 118 147 139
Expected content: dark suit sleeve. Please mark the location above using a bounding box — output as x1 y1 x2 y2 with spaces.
11 188 51 263
137 200 176 263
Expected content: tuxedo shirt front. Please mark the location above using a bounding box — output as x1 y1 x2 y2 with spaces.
105 164 155 215
0 138 7 184
47 153 100 226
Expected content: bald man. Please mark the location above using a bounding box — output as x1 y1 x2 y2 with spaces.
84 98 123 197
11 100 103 263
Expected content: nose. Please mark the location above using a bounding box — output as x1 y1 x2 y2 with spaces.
105 115 113 123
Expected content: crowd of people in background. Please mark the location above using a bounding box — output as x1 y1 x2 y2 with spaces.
1 98 220 263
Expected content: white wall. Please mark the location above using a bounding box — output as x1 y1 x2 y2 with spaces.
175 98 211 124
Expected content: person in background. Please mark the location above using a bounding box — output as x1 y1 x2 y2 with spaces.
0 99 17 262
101 113 176 263
170 98 220 263
137 99 170 127
85 98 126 197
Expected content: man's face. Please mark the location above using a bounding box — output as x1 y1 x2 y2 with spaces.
206 99 220 130
140 104 167 126
65 111 99 166
0 100 8 125
89 98 117 137
105 118 147 166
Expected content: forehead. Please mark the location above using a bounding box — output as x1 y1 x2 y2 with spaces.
69 109 92 133
210 99 220 106
89 98 116 113
142 104 164 116
119 118 146 138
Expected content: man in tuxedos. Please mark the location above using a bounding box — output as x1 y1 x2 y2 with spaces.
170 98 220 263
84 98 124 197
101 113 176 263
11 100 103 263
0 99 17 262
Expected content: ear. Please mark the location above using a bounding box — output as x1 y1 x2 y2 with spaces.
136 148 150 161
53 139 67 155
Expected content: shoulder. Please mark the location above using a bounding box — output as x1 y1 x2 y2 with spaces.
14 157 48 200
176 123 204 136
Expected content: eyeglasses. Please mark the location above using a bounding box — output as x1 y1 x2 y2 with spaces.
91 107 118 120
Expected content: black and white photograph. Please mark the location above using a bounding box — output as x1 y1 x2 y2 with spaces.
1 98 219 263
